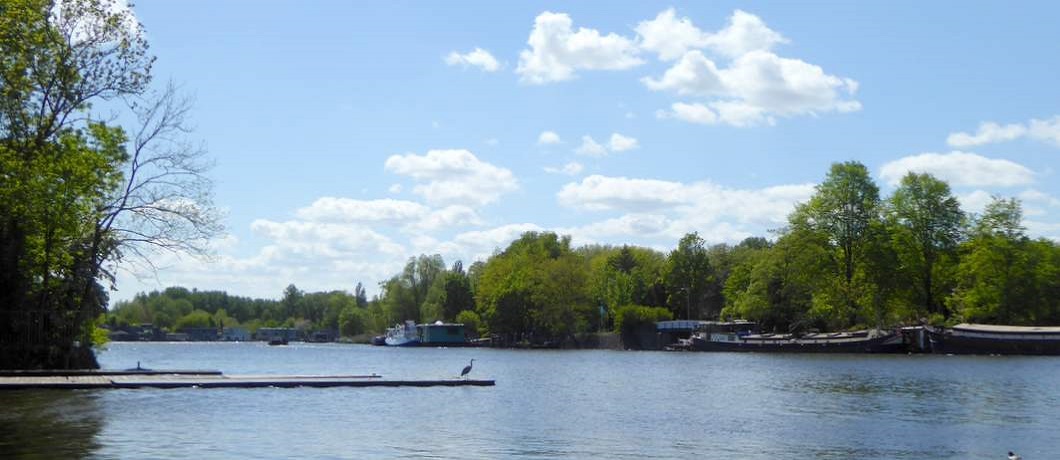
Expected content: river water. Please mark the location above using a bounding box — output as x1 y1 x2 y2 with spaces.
1 342 1057 459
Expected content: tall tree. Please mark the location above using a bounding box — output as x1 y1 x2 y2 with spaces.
950 197 1060 324
665 232 714 320
796 161 881 321
887 172 963 316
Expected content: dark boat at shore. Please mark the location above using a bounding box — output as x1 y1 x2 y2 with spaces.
927 323 1060 355
687 329 905 353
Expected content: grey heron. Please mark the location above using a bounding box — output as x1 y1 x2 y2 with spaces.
460 359 475 379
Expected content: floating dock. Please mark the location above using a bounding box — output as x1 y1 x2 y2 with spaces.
0 370 494 390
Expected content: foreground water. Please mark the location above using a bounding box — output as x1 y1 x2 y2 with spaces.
1 343 1057 459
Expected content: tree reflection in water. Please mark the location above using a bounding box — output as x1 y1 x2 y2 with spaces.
0 391 103 457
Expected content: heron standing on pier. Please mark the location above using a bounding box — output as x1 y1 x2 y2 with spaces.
461 359 475 379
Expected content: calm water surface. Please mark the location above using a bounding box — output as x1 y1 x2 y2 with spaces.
1 342 1057 459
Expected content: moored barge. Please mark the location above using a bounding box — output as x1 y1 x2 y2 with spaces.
927 323 1060 355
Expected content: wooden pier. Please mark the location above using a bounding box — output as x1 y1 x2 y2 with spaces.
0 370 494 390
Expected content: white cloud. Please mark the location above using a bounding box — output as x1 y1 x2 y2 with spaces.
559 175 689 211
433 223 544 263
658 102 717 125
1025 220 1060 242
444 47 502 72
544 162 584 176
635 8 710 61
946 122 1027 148
947 116 1060 148
642 50 724 96
251 220 407 260
574 136 608 157
703 9 788 58
384 149 518 207
407 205 483 232
879 151 1035 187
573 133 637 156
557 175 814 223
294 197 429 224
957 190 995 214
538 130 562 145
608 133 639 152
644 50 860 127
516 11 642 84
555 175 814 245
1029 116 1060 146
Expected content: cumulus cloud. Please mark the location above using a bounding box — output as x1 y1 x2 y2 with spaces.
554 175 814 244
575 136 608 157
538 130 562 145
557 175 814 223
433 223 544 263
635 8 710 61
645 50 860 126
544 162 584 176
250 220 407 261
947 116 1060 147
384 149 518 206
879 151 1035 187
295 197 429 224
608 133 639 152
633 9 858 127
516 11 642 84
702 9 788 58
574 133 638 156
444 47 502 72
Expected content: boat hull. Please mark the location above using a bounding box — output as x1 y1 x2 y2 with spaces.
928 329 1060 355
690 332 904 353
384 337 420 347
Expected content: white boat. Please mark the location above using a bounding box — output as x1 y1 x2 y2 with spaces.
384 320 420 347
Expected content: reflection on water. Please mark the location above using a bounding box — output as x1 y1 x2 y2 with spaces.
0 344 1057 459
0 390 103 458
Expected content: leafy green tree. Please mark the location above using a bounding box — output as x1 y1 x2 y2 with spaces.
665 232 715 319
887 172 963 316
475 232 591 342
950 198 1060 324
792 161 881 325
174 310 213 330
1 0 219 369
441 261 475 321
456 309 482 337
338 305 367 337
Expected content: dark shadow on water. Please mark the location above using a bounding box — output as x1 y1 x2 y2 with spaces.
0 390 103 458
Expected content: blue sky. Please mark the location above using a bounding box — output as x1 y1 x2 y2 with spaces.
113 1 1060 302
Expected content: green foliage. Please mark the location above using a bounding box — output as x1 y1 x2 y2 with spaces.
456 309 482 337
950 198 1060 325
665 232 716 319
613 305 673 336
475 232 592 341
174 309 213 330
339 305 367 337
887 172 963 316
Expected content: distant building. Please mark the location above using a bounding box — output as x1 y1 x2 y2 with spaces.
222 327 250 341
418 322 466 345
166 332 189 341
306 329 336 343
256 327 300 342
182 327 220 341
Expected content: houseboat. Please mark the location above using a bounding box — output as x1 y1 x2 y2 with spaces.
384 321 469 347
927 323 1060 355
689 328 904 353
384 320 420 347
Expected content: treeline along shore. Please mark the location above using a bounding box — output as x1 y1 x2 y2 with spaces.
109 162 1060 349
